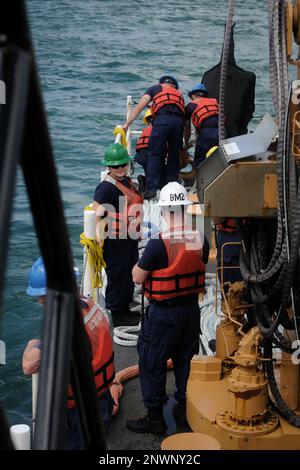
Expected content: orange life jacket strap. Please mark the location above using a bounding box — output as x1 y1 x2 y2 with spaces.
67 353 115 401
136 135 150 150
144 270 205 296
95 353 115 394
151 88 185 117
192 98 219 128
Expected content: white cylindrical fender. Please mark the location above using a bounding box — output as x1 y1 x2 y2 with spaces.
126 95 132 156
84 210 96 240
32 373 39 436
83 210 96 298
10 424 31 450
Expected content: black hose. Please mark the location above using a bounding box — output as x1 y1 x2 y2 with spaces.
218 0 235 141
264 339 300 427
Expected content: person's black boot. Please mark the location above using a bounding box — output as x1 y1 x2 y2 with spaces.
208 339 216 353
127 408 167 434
143 190 157 200
137 174 146 193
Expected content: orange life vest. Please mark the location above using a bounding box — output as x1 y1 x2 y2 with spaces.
151 84 185 117
67 297 115 408
136 125 152 152
191 97 219 129
144 227 206 301
216 218 244 233
105 175 143 240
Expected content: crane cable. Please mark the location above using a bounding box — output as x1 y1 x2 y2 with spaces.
218 0 235 141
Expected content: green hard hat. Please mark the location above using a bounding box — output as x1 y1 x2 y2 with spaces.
101 143 133 166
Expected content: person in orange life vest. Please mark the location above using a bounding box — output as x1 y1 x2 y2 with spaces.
214 217 243 284
127 182 209 434
92 143 143 327
184 83 219 169
135 109 167 193
134 109 153 176
123 75 185 200
22 257 115 450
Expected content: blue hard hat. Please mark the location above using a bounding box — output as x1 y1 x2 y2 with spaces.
159 75 179 89
26 256 47 296
188 83 208 98
26 257 81 297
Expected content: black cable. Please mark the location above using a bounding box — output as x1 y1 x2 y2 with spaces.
264 339 300 427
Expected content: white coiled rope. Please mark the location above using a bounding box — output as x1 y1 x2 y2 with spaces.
113 324 141 347
113 272 222 348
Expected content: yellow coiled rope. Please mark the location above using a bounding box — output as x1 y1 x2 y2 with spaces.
113 126 128 147
80 232 106 302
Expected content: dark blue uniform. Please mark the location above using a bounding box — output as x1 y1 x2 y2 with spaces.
137 236 209 410
134 149 148 174
145 85 184 192
94 178 139 317
66 389 114 449
185 103 219 168
135 148 167 188
216 229 243 283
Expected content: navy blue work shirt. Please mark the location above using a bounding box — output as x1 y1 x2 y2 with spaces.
94 176 132 213
145 85 184 116
138 234 209 271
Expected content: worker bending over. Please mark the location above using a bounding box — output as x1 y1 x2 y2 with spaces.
185 83 219 168
123 75 185 200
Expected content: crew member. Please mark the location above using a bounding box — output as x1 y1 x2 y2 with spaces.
93 143 143 327
123 75 185 200
214 217 243 284
185 83 219 168
135 109 167 193
22 257 115 449
135 108 153 177
127 182 209 433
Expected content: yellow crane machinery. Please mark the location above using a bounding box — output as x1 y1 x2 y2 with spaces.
186 0 300 450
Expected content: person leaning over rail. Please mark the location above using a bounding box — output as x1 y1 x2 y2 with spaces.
92 143 143 327
184 83 219 169
123 75 185 200
127 182 209 434
22 257 115 449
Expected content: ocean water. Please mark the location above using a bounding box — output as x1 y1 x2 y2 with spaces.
0 0 274 427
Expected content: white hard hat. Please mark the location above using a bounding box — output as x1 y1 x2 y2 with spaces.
157 182 192 206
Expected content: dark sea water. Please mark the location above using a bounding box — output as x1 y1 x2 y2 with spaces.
1 0 274 427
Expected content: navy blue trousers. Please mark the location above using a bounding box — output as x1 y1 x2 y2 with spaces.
135 149 167 187
103 238 138 313
146 114 184 192
216 230 243 283
137 301 200 409
134 150 148 174
194 126 219 168
65 390 114 449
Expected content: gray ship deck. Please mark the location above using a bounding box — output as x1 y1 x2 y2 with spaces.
106 343 191 450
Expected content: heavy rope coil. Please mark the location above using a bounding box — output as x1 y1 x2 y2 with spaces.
80 232 106 301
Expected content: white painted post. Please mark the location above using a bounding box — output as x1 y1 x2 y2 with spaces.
126 95 132 156
10 424 31 450
32 373 39 436
82 210 96 299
